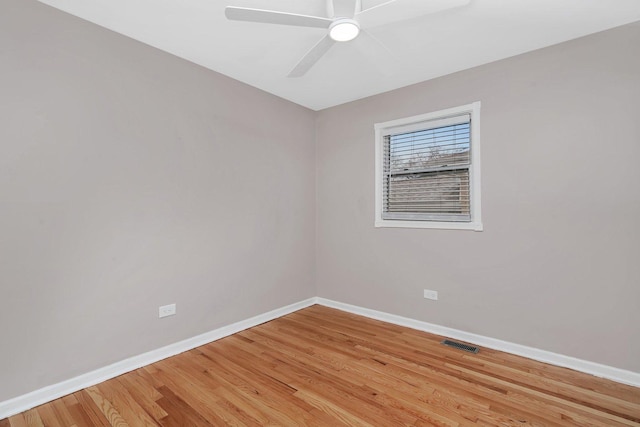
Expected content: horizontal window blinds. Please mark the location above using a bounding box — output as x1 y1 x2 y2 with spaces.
382 114 471 222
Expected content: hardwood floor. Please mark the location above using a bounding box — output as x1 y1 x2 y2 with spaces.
3 305 640 426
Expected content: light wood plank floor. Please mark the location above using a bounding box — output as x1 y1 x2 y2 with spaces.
3 305 639 426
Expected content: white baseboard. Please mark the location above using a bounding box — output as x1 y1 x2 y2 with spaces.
315 297 640 388
0 298 316 420
2 296 638 420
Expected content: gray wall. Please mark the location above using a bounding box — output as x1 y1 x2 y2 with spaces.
316 22 640 372
0 0 316 401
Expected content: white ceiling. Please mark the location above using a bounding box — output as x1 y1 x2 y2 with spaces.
37 0 640 111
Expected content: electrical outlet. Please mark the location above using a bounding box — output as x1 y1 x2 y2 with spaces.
159 303 176 318
423 289 438 300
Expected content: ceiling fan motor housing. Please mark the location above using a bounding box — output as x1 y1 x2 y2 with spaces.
329 18 360 42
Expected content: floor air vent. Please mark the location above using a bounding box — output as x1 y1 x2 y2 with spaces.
441 339 479 354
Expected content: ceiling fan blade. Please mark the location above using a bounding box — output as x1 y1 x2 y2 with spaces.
356 30 395 75
225 7 332 29
288 35 335 78
356 0 471 29
331 0 359 18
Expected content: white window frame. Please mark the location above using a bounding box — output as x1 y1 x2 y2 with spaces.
374 102 482 231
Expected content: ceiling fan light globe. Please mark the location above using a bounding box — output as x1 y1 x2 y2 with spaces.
329 19 360 42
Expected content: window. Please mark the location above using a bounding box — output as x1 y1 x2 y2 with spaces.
375 102 482 230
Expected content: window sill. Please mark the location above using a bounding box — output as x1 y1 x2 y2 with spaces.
375 219 483 231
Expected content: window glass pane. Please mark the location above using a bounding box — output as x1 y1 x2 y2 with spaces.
383 120 471 222
389 122 470 171
385 169 470 216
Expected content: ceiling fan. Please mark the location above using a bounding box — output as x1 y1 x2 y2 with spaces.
225 0 470 77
